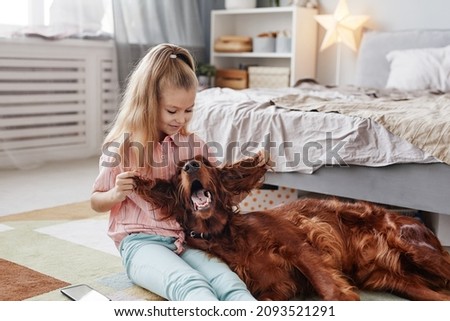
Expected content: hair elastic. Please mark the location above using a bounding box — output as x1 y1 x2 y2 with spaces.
169 54 177 59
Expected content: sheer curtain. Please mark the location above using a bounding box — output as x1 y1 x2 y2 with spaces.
112 0 224 89
0 0 112 40
49 0 106 36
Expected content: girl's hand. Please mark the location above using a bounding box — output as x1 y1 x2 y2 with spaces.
111 171 139 202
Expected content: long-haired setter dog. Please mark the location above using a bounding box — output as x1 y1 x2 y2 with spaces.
134 153 450 301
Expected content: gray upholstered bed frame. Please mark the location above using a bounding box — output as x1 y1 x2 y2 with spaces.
267 29 450 216
266 163 450 215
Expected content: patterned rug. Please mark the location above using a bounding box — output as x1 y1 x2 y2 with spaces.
0 201 405 301
0 202 163 301
0 258 69 301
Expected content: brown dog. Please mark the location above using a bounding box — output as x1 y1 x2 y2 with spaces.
134 153 450 301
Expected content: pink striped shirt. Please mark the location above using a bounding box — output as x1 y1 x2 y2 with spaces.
93 133 212 254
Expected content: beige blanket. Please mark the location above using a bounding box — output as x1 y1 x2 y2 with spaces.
272 90 450 165
192 87 439 174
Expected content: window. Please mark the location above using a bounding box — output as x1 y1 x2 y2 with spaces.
0 0 52 27
0 0 113 38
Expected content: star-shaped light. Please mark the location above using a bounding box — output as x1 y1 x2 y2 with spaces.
315 0 369 51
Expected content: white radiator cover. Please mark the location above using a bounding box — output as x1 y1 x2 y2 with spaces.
0 38 118 169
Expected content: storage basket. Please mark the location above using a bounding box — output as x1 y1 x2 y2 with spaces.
248 66 290 88
252 37 276 53
215 69 248 89
214 35 252 53
239 184 298 213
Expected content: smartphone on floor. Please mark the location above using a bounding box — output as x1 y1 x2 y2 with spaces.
60 284 111 301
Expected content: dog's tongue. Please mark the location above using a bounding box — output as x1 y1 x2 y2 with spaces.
191 189 210 209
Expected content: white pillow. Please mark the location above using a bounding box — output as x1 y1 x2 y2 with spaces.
385 45 450 91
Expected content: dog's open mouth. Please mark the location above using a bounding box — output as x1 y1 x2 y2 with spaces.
190 180 212 211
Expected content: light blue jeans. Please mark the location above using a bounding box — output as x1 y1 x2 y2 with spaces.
119 233 256 301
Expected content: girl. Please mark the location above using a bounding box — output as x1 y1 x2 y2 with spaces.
90 43 256 301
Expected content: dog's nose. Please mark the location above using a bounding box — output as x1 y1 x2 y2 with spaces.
183 160 200 173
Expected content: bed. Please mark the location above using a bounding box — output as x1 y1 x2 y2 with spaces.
190 30 450 230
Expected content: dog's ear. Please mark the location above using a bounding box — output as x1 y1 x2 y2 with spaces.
134 176 178 217
219 151 271 195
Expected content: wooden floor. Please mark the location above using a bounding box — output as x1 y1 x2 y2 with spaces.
0 157 99 217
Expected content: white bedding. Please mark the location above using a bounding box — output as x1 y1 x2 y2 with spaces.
190 86 439 174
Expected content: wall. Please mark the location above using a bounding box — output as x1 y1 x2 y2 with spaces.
315 0 450 86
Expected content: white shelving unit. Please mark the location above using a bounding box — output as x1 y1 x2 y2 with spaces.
210 6 318 86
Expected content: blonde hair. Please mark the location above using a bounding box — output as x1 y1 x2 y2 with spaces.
104 43 198 170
